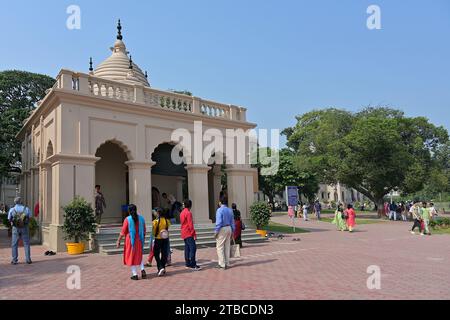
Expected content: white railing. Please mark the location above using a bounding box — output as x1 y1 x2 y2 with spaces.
54 70 247 122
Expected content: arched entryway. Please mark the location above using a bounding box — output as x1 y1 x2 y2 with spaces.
151 143 188 221
95 141 129 224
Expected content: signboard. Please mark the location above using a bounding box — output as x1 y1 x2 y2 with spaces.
286 186 299 206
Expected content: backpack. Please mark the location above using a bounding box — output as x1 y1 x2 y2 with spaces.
11 208 28 228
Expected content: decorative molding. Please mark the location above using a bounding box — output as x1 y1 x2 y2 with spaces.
125 160 156 170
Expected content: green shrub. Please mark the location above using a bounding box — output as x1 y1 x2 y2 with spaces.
62 196 96 243
250 201 272 229
1 213 9 227
430 217 450 229
29 217 39 238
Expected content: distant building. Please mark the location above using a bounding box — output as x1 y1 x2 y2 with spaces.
1 169 21 208
256 182 369 209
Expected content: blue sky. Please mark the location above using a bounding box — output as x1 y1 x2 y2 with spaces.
1 0 450 145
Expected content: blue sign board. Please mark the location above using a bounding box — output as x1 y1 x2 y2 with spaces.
286 186 299 206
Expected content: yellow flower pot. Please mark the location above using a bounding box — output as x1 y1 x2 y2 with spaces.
66 242 85 255
256 230 267 237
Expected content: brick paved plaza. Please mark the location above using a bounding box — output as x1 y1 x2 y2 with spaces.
1 216 449 300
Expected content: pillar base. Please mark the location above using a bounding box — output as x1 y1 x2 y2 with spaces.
49 224 67 252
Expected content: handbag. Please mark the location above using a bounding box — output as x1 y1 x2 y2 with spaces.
155 218 169 239
230 239 241 258
241 221 246 231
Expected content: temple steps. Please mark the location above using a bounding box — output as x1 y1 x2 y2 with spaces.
95 224 267 256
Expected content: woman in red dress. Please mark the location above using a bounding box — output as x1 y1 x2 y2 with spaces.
346 204 356 232
116 204 147 280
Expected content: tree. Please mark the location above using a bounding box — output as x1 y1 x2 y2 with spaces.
284 107 449 217
0 70 55 177
257 148 319 209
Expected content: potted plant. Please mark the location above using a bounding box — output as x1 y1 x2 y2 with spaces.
250 201 272 237
62 196 96 255
28 217 39 244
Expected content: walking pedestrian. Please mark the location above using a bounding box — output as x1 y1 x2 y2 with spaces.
314 201 322 220
332 204 347 231
8 197 32 265
302 203 309 221
152 208 171 276
94 185 106 224
410 201 422 235
346 204 356 232
180 199 201 270
214 196 235 270
116 204 146 280
420 202 432 236
232 203 243 248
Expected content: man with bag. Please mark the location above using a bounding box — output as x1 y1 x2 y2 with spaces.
8 197 32 265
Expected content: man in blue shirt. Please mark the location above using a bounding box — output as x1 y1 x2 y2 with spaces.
214 196 235 270
8 197 32 265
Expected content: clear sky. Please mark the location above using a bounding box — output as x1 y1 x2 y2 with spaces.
1 0 450 145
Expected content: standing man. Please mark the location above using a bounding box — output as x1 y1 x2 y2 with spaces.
214 196 235 270
95 185 106 224
8 197 32 265
314 201 322 220
389 202 398 221
302 203 309 221
180 199 201 270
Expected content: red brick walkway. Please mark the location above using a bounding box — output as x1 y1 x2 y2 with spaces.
1 218 449 300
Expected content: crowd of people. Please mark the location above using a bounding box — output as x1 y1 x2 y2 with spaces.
383 201 439 223
116 195 244 280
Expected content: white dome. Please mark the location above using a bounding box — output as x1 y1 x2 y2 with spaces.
93 23 150 87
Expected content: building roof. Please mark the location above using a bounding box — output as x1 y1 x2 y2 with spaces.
93 20 150 87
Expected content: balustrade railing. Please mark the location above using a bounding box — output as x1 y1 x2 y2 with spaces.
53 70 246 122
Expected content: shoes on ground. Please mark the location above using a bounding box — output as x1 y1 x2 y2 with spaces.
192 265 202 271
26 261 32 264
130 275 139 281
141 270 147 279
158 268 166 277
215 265 226 270
11 261 18 265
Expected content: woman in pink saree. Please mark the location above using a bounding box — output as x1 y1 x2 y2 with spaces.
346 204 356 232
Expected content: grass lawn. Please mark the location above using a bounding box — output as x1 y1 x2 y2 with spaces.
265 221 310 234
431 228 450 235
320 217 386 225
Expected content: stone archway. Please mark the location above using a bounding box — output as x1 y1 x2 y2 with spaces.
95 141 130 224
150 143 188 221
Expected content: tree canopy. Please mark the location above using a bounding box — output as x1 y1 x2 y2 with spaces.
283 107 449 216
0 70 55 177
257 148 319 207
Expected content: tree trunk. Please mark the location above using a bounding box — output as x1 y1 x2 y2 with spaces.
268 195 275 211
376 199 384 218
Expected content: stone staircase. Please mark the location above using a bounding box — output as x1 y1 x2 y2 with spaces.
96 223 267 255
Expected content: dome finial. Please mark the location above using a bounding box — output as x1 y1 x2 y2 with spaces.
129 55 133 69
117 19 123 40
145 71 148 79
89 57 94 72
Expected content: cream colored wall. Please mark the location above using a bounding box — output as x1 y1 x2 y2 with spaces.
19 87 257 251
